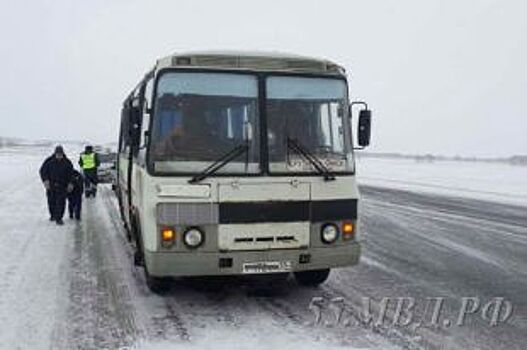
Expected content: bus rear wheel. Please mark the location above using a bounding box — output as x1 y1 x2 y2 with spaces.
294 269 330 287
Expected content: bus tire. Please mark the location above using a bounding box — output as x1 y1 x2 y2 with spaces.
132 216 171 294
133 251 144 267
294 269 330 287
131 215 144 266
145 267 171 294
125 226 132 242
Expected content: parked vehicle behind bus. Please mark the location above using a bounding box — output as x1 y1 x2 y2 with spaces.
116 51 372 293
97 149 117 184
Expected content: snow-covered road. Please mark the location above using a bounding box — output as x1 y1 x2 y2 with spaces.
0 147 526 349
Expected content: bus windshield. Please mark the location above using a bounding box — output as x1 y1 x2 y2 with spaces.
149 72 353 175
266 76 352 173
150 72 260 174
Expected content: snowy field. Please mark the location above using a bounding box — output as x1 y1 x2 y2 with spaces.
356 157 527 206
0 146 526 350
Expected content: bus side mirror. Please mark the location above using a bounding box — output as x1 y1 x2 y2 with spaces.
358 109 371 147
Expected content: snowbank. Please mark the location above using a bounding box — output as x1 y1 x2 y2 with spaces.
356 157 527 206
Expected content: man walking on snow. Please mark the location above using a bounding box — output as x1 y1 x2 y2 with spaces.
39 145 74 225
79 145 100 197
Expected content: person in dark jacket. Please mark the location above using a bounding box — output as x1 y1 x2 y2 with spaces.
79 145 100 197
39 145 74 225
67 170 84 220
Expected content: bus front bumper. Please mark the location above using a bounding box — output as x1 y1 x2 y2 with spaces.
144 242 361 277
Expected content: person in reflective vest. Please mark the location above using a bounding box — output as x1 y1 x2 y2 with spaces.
79 145 100 197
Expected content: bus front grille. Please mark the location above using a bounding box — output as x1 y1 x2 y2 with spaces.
218 222 310 251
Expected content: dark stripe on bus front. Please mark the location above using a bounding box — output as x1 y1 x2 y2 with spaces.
218 199 357 224
219 201 308 223
310 199 358 222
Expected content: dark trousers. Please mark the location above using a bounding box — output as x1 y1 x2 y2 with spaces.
83 169 98 193
47 187 67 221
68 193 82 219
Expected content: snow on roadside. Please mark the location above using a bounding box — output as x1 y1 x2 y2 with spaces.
0 146 69 350
356 157 527 206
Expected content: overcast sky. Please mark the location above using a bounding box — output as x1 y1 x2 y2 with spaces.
1 0 526 157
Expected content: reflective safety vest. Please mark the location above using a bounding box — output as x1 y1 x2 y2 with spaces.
80 153 96 170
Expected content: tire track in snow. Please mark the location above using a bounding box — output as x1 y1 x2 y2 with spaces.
100 187 193 343
52 192 141 349
252 296 306 326
319 284 427 350
150 298 191 341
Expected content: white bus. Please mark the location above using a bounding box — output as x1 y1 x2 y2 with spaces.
116 51 372 293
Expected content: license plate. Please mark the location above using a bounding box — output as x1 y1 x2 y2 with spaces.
242 261 292 274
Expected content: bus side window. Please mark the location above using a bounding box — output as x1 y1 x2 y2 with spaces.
119 105 131 155
140 78 154 149
144 77 154 113
139 78 154 149
119 110 125 153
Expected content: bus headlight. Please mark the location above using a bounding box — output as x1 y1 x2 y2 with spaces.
184 228 204 248
321 224 339 244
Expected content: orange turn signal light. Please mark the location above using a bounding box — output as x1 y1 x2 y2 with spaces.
342 221 354 240
161 228 176 242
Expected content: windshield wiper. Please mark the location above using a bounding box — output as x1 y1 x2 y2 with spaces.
188 144 249 184
287 137 335 181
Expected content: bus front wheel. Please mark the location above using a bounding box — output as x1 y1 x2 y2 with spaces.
145 266 171 294
294 269 330 287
